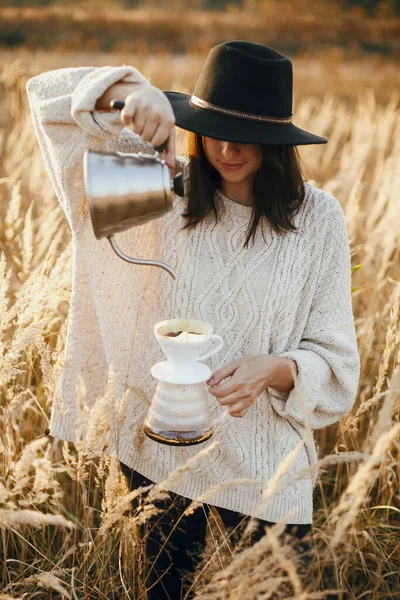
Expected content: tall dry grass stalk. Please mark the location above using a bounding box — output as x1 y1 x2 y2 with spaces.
0 53 399 598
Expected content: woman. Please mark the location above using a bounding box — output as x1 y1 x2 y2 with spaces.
27 41 360 598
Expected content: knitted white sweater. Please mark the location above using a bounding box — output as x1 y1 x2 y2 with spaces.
26 66 360 525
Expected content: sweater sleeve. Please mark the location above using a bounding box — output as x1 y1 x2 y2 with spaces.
26 65 151 232
268 204 361 430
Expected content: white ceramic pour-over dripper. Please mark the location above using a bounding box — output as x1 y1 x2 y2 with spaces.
154 318 224 372
144 318 229 446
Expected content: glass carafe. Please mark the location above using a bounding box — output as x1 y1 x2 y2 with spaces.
144 380 227 446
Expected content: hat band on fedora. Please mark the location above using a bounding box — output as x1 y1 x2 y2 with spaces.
190 95 294 125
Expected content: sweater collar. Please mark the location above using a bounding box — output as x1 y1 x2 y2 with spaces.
215 190 253 218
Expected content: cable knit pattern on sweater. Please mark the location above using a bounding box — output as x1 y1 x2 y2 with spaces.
26 66 360 524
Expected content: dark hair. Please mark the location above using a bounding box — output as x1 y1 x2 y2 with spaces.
181 132 306 248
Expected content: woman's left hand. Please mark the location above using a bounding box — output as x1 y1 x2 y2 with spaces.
207 355 282 418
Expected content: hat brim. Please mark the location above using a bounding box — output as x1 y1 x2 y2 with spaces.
164 91 327 146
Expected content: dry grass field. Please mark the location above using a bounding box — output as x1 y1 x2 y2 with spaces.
1 4 399 56
0 44 399 599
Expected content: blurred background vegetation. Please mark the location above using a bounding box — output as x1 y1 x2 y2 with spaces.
0 0 400 11
0 0 399 58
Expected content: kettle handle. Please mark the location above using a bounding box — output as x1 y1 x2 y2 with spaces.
110 99 169 154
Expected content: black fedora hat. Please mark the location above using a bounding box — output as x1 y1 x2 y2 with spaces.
164 40 327 146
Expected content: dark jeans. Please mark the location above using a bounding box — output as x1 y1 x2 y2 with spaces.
120 462 312 600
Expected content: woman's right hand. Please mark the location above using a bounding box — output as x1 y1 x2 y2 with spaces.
121 84 176 169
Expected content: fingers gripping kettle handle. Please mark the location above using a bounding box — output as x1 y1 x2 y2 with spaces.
110 99 168 154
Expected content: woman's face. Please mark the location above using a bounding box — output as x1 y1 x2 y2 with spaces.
202 136 263 186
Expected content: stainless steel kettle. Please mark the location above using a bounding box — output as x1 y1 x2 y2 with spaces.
83 100 184 279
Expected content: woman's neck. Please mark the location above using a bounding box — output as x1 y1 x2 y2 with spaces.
220 180 253 207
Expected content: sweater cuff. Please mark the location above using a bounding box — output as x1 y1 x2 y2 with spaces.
268 349 329 428
267 386 289 401
71 65 149 140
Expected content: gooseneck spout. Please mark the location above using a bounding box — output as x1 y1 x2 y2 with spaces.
108 236 176 279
